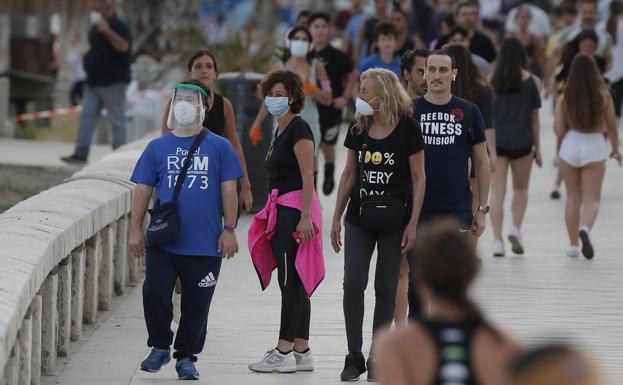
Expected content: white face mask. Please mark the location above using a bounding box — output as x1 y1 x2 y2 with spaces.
173 101 198 127
355 97 377 116
290 40 310 57
89 11 102 24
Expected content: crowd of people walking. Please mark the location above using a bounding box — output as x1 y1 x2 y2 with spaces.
120 0 622 381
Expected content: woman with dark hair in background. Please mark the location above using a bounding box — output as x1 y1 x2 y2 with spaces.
445 44 496 249
555 54 621 259
489 37 542 257
249 26 333 154
507 6 547 78
161 49 253 213
374 218 521 385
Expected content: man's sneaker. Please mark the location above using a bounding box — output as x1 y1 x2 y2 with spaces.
493 240 505 257
173 292 181 324
323 163 335 195
367 358 376 382
566 245 580 258
60 154 87 164
248 349 297 373
579 227 594 259
140 348 171 373
176 358 199 380
340 352 366 381
293 349 314 371
508 227 524 255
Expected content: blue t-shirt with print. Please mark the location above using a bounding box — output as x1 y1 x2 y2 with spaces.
131 131 244 256
413 96 486 212
357 53 401 79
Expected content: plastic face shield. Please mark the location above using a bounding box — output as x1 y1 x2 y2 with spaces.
167 83 208 130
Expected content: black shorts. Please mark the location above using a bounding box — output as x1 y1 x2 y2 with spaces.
497 145 533 160
319 123 341 145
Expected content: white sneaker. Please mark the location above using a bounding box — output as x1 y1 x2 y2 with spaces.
172 292 181 324
508 227 524 255
566 245 580 258
294 349 314 371
249 349 297 373
493 240 505 257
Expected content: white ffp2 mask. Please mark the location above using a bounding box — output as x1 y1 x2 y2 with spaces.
290 41 310 57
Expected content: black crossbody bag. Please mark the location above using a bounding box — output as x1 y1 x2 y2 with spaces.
358 133 406 233
146 129 208 247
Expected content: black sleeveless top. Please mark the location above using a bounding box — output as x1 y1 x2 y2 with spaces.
419 318 482 385
203 93 226 137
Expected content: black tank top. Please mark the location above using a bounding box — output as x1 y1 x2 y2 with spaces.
419 318 482 385
203 93 226 137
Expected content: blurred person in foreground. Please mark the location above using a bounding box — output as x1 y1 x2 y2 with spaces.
375 218 522 385
508 344 605 385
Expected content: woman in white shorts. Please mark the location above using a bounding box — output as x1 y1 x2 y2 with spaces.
555 54 622 259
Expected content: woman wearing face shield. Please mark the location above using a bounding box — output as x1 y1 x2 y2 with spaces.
249 26 333 156
129 80 244 380
247 70 324 374
331 68 426 382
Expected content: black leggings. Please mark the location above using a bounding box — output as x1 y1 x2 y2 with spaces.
343 223 403 353
271 205 311 342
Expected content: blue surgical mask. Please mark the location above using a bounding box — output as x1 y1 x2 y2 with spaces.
265 96 290 118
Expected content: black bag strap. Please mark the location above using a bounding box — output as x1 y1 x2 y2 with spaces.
358 131 369 191
172 129 208 202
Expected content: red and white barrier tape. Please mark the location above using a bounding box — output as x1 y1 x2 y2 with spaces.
14 106 83 122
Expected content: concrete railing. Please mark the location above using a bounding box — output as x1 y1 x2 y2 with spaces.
0 135 154 384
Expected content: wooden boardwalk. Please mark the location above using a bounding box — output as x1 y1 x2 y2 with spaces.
43 108 623 384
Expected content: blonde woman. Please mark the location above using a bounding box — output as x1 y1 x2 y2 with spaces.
331 68 426 382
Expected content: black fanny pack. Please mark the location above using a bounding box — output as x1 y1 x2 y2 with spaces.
146 129 208 247
357 134 406 233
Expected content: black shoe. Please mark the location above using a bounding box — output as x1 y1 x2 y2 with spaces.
367 358 376 382
61 154 87 164
550 189 561 200
579 228 594 259
340 352 366 381
323 163 335 195
323 176 334 195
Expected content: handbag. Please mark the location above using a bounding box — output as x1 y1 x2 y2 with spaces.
358 133 406 233
146 129 208 247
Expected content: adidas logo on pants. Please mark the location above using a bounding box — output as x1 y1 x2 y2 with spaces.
198 272 217 287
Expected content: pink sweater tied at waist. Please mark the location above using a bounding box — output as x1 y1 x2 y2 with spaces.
247 188 324 297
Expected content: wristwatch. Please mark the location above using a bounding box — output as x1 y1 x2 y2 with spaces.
223 225 236 233
477 205 490 214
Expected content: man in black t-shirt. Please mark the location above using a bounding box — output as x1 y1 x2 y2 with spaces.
454 0 497 63
407 49 491 320
62 0 132 164
309 12 358 195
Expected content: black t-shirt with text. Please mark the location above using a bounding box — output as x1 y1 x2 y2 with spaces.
265 116 315 195
315 45 355 127
413 96 486 212
344 116 425 226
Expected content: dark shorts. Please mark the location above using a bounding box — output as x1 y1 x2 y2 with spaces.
319 123 341 145
497 145 533 160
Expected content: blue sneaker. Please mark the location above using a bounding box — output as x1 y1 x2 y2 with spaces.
140 348 171 373
176 358 200 380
